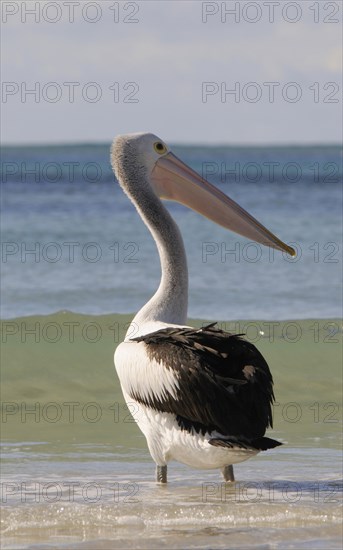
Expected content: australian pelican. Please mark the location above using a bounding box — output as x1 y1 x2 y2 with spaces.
111 133 294 483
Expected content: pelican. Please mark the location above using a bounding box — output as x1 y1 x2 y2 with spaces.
111 133 295 483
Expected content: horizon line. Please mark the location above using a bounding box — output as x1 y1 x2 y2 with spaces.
1 140 342 149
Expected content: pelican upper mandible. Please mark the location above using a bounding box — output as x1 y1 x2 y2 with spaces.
111 132 295 484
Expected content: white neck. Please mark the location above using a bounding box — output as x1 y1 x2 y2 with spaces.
131 189 188 330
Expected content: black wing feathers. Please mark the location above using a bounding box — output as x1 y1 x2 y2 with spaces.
132 324 275 440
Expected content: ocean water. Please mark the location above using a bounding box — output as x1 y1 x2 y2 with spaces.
1 143 342 320
1 144 342 549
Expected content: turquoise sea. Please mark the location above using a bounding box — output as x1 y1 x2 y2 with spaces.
1 143 342 549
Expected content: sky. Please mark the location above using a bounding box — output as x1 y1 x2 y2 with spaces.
1 0 342 145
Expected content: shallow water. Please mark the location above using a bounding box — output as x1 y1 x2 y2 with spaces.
1 314 342 549
1 444 342 549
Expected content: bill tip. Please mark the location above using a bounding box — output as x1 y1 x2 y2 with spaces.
286 245 296 257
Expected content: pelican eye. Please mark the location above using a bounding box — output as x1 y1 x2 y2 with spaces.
154 142 167 154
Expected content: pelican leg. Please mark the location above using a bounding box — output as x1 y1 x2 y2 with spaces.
156 465 167 483
222 465 235 482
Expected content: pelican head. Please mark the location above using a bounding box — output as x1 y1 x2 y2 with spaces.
111 132 295 256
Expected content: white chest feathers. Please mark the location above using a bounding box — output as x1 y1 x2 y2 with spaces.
114 341 180 403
